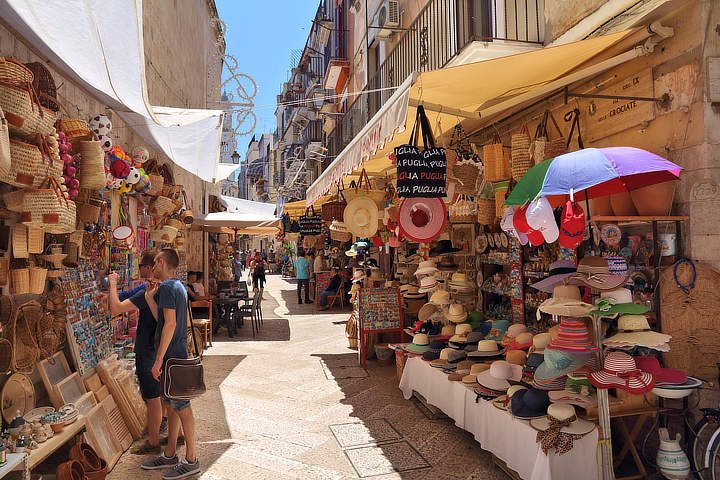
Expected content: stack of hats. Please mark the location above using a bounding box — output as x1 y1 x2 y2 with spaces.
418 276 438 294
448 324 472 348
602 315 671 351
500 323 528 347
636 356 701 399
474 360 523 397
463 332 484 352
446 304 468 324
468 340 506 360
422 340 446 361
447 273 473 292
415 260 439 278
524 333 551 377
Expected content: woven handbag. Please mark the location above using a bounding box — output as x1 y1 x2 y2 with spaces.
344 169 386 207
76 198 104 225
24 62 59 112
145 162 164 196
4 135 61 188
322 185 346 222
449 125 481 195
0 80 56 137
476 181 496 225
77 132 106 189
532 110 566 164
21 176 76 234
149 195 174 218
449 194 477 223
510 125 532 181
483 134 511 182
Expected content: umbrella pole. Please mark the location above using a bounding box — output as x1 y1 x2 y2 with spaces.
585 194 595 252
233 228 238 292
593 313 614 480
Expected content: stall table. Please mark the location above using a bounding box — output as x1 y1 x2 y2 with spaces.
27 416 86 470
399 357 598 480
0 454 28 480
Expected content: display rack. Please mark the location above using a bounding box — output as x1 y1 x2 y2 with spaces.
357 287 404 370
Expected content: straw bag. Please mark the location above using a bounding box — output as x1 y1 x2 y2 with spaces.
0 58 34 84
26 226 44 254
322 188 346 222
483 134 511 182
166 216 184 231
449 194 477 223
24 62 59 112
11 267 29 295
21 176 76 234
12 224 28 259
494 181 510 218
510 125 532 181
56 100 90 145
4 135 62 188
149 195 174 218
344 169 386 207
3 189 25 212
146 162 164 196
532 110 566 164
29 266 47 294
0 107 10 177
77 132 106 189
150 224 178 244
76 198 104 225
180 191 194 225
0 258 8 286
448 125 481 195
0 80 56 137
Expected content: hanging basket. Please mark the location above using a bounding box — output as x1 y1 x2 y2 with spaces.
149 195 174 218
0 81 57 138
24 62 58 112
452 161 481 196
166 216 184 231
55 99 89 145
449 194 477 223
0 58 34 85
11 268 29 295
26 226 44 254
532 110 566 163
180 191 194 224
76 198 104 225
145 162 164 196
28 266 47 294
77 132 106 189
12 224 28 259
343 169 386 208
4 136 61 188
0 258 8 286
3 189 25 212
483 134 511 182
510 125 532 181
21 176 76 234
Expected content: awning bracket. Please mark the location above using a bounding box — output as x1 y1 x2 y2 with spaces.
563 87 672 110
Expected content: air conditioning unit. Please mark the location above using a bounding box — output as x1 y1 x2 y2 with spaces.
374 0 400 41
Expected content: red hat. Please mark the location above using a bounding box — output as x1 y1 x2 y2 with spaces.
398 197 447 243
634 356 686 385
559 201 585 249
513 205 544 246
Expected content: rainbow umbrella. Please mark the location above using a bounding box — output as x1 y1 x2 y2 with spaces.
504 147 682 206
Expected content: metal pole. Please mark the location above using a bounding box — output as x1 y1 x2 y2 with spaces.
592 313 615 480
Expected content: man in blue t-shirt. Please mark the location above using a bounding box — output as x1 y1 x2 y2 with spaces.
141 248 199 480
293 249 312 304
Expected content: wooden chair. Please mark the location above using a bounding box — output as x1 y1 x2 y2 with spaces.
327 289 345 310
189 300 213 348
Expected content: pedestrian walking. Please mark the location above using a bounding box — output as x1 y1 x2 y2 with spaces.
141 248 200 479
294 249 312 304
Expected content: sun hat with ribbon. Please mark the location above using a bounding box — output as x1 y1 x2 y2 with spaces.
446 303 468 323
485 319 511 341
530 260 577 294
398 197 447 243
589 287 650 317
418 276 438 293
429 239 461 257
535 348 589 381
344 197 379 238
468 340 506 358
530 404 596 455
405 333 431 354
558 200 586 250
506 332 534 351
500 323 528 346
589 351 655 394
476 360 523 391
493 384 528 411
602 315 672 349
634 356 686 385
530 333 552 354
546 318 599 355
510 388 551 419
415 260 439 277
437 256 459 271
567 256 630 291
537 285 593 318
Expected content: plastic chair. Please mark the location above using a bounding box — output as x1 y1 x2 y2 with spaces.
188 300 212 348
235 291 261 337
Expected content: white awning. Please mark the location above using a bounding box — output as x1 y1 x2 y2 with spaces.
213 164 242 184
216 196 276 217
306 73 416 205
0 0 226 183
192 211 281 236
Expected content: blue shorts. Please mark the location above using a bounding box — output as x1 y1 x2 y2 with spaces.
163 398 191 412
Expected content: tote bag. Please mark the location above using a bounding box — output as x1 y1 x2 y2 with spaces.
395 105 446 198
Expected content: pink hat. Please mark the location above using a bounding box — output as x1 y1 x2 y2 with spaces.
589 352 655 394
526 197 559 244
634 356 686 385
559 201 585 250
398 198 447 243
513 205 544 246
506 332 534 351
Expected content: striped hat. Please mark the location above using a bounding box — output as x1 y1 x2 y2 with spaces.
588 352 655 395
532 374 568 391
546 319 599 354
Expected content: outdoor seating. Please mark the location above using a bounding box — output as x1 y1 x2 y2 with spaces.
189 300 213 348
235 290 261 337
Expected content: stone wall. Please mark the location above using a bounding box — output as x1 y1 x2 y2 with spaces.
544 0 608 41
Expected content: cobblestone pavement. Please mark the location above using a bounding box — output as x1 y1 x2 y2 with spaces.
108 274 506 480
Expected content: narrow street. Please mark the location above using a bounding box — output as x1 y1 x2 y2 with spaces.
109 273 505 480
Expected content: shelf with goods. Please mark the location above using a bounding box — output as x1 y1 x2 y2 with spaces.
476 227 524 323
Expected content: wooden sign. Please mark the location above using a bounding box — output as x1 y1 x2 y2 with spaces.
575 69 656 143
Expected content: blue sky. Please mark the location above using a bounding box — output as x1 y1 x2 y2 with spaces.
215 0 320 162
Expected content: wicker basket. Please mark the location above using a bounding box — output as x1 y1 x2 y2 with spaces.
166 217 184 231
511 125 532 181
0 257 8 286
56 100 89 144
150 224 179 244
76 199 103 224
4 137 61 188
28 266 47 294
146 163 164 196
0 58 34 84
24 62 59 112
3 189 25 212
483 135 511 182
477 198 496 225
11 268 29 294
452 161 481 196
449 195 477 223
149 196 174 218
12 224 27 259
26 226 44 254
343 169 386 208
21 177 76 234
77 133 106 189
322 195 346 222
0 81 56 137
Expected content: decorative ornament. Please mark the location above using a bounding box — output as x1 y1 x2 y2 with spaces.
116 181 132 194
133 169 151 193
125 167 141 184
131 146 150 164
98 134 113 152
88 114 112 136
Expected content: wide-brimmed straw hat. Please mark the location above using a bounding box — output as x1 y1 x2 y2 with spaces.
468 340 506 358
602 314 671 349
589 287 650 317
405 333 430 354
567 256 630 291
446 303 468 323
344 197 379 238
537 285 593 317
398 197 447 243
529 404 596 436
429 290 451 306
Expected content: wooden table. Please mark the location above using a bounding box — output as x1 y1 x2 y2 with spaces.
27 416 86 470
0 453 28 480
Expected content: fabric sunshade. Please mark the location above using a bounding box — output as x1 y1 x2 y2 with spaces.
306 29 637 205
0 0 226 183
192 211 281 236
216 195 277 217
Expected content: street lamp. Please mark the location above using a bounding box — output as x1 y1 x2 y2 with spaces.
231 151 240 164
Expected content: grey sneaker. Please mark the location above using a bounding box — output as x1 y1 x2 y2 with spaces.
140 453 179 470
162 458 200 479
159 417 168 435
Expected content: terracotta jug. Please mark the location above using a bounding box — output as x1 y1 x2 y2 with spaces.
630 180 677 216
656 427 690 479
609 191 638 216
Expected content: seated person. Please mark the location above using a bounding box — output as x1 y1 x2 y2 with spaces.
187 271 211 318
317 267 344 311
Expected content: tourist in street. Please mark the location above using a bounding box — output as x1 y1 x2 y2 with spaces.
107 250 169 455
233 252 244 281
294 249 312 304
251 261 266 292
142 248 200 479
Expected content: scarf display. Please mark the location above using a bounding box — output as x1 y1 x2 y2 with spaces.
535 414 585 455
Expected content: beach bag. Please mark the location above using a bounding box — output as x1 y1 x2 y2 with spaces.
483 134 511 182
21 176 76 234
161 307 205 401
510 125 532 181
344 169 386 207
395 105 446 198
532 110 566 164
476 181 495 225
449 194 476 223
299 206 322 236
77 132 106 189
322 184 346 221
448 124 480 195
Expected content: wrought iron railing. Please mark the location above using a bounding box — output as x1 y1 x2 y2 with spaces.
327 0 542 158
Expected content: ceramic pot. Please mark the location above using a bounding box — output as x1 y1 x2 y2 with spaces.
590 196 612 216
656 427 690 479
630 180 676 216
609 191 638 216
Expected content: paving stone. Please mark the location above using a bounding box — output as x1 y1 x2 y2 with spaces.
343 440 431 477
329 419 402 448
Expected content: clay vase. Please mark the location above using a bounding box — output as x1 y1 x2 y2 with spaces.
590 196 613 216
656 427 690 479
630 180 677 216
609 190 638 216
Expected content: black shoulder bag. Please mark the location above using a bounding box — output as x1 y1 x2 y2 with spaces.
161 306 206 402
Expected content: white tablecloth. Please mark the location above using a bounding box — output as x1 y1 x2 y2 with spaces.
399 357 598 480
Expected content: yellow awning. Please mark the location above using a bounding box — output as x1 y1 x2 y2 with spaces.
307 29 644 205
281 194 339 219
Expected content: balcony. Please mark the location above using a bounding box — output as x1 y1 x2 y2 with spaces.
303 119 323 143
327 0 543 158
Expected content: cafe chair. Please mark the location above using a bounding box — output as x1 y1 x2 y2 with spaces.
235 290 261 337
189 300 213 348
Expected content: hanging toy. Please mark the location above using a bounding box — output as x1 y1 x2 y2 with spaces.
125 167 141 184
98 134 113 152
88 114 112 136
131 146 149 164
116 181 132 194
108 146 130 179
133 168 151 193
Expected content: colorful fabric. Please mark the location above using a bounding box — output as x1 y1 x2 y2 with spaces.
546 319 598 354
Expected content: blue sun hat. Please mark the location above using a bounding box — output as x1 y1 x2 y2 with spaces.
534 348 588 381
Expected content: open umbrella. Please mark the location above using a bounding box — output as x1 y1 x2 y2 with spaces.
505 147 682 206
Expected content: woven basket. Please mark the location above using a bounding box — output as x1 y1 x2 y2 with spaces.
29 266 47 294
449 195 477 223
344 169 386 208
11 300 41 373
56 100 89 144
511 125 532 181
483 135 511 182
4 137 61 188
477 198 496 225
12 224 27 259
494 181 510 218
21 177 76 234
77 200 103 224
149 196 174 218
26 226 44 254
0 81 56 137
3 189 25 212
452 161 481 196
331 230 352 242
146 163 164 196
0 58 33 84
0 258 8 286
24 62 58 112
150 225 178 244
11 268 29 294
322 196 346 222
77 133 106 189
166 217 184 231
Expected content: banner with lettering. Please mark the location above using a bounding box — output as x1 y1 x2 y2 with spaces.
395 106 446 198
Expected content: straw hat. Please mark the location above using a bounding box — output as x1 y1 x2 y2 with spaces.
418 276 438 293
537 285 593 317
529 404 596 436
476 360 523 391
530 333 552 353
467 340 506 358
344 197 379 238
462 363 491 384
329 220 348 232
437 324 455 339
567 256 629 291
405 333 430 354
602 315 671 348
398 197 447 243
403 285 426 300
430 348 455 366
589 287 650 317
500 323 528 346
448 273 473 290
429 290 451 306
506 349 527 366
415 260 439 277
418 303 440 323
446 303 467 323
